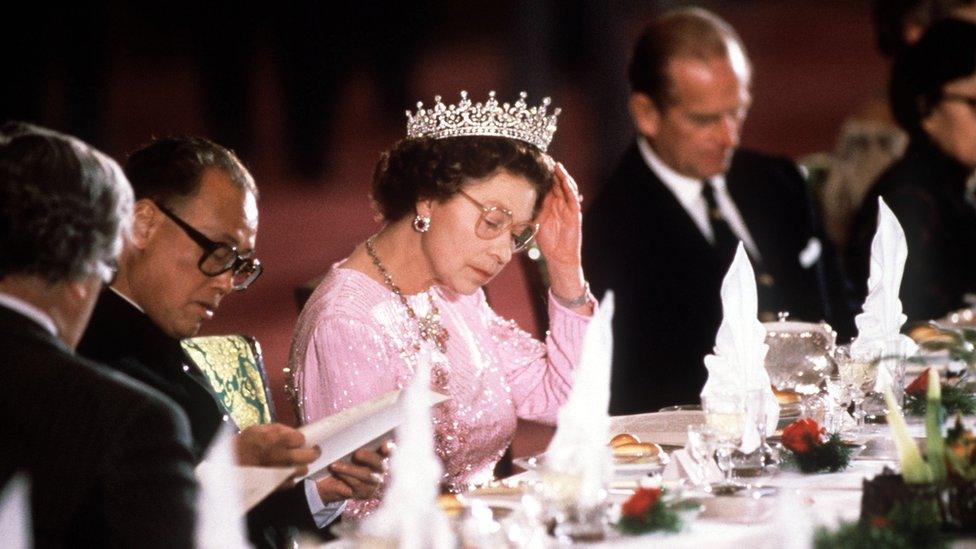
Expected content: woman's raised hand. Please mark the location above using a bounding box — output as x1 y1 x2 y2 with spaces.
535 162 588 308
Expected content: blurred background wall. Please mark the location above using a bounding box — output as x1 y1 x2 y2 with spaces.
1 0 887 424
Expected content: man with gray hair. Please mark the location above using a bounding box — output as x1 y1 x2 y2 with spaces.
0 122 198 546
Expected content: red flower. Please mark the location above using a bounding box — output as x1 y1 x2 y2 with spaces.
905 369 929 396
621 487 661 517
782 418 823 454
870 516 890 528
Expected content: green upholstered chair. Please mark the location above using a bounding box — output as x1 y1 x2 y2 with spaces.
180 335 276 430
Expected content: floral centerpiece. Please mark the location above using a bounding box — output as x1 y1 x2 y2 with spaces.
814 500 947 548
779 418 853 473
903 368 976 417
860 367 976 533
615 488 701 535
818 367 976 543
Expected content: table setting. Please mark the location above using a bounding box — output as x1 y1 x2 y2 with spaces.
310 199 976 548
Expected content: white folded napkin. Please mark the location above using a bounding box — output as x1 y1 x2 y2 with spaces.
0 474 30 549
668 449 723 486
851 197 918 392
195 425 250 549
544 291 615 509
358 345 454 549
700 244 778 452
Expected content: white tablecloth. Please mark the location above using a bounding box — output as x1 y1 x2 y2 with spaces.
322 411 976 548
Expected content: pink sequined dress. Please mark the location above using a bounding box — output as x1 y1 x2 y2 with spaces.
287 263 591 519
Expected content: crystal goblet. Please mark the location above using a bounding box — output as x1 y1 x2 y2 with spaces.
702 393 749 495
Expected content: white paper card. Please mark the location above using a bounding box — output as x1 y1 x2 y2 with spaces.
298 388 449 481
237 466 296 513
194 426 249 548
672 448 723 485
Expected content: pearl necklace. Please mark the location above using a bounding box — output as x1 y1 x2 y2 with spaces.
365 236 450 353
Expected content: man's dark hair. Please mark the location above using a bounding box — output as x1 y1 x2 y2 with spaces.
124 136 257 208
889 18 976 137
0 121 133 283
628 7 750 108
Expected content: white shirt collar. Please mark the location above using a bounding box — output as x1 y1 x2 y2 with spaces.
636 135 729 194
0 292 58 337
637 136 705 208
109 286 145 313
635 136 762 259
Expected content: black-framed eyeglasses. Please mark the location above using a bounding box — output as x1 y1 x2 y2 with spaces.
457 190 540 252
154 202 262 291
942 93 976 110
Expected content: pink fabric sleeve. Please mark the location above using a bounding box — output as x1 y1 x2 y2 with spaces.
296 313 397 520
298 314 399 425
487 290 594 425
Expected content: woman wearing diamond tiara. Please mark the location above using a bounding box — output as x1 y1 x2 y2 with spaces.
287 90 593 517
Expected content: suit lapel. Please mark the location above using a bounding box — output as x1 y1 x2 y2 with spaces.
617 145 717 258
80 290 227 458
726 151 794 265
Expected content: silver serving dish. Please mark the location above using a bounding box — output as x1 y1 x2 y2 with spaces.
940 305 976 329
763 313 837 394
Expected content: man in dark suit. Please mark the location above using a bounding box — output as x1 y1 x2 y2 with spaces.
77 136 386 547
583 8 852 415
0 122 198 546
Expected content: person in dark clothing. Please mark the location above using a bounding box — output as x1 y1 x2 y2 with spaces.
0 122 198 547
847 19 976 321
583 8 853 415
77 136 388 547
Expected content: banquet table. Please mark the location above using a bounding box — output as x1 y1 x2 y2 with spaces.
461 411 976 548
323 411 976 547
463 462 880 548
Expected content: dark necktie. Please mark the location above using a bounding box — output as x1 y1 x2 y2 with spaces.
701 179 740 265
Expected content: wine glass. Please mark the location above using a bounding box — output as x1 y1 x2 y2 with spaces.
685 424 716 493
701 393 748 495
824 372 854 434
834 344 879 431
748 391 779 472
525 457 607 543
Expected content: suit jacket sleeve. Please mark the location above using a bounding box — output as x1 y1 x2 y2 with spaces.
247 483 319 539
98 394 198 548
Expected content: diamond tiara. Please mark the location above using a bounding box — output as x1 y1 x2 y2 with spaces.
405 91 560 152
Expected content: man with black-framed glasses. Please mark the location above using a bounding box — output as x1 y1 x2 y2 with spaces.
153 201 263 291
77 136 386 548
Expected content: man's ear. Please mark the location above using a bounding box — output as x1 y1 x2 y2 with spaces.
64 275 96 302
629 92 663 139
130 199 160 249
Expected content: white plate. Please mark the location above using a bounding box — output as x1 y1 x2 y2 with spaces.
516 452 670 476
614 452 670 474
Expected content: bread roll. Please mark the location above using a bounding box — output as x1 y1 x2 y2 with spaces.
772 387 801 405
437 494 463 515
612 442 660 459
609 433 640 447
